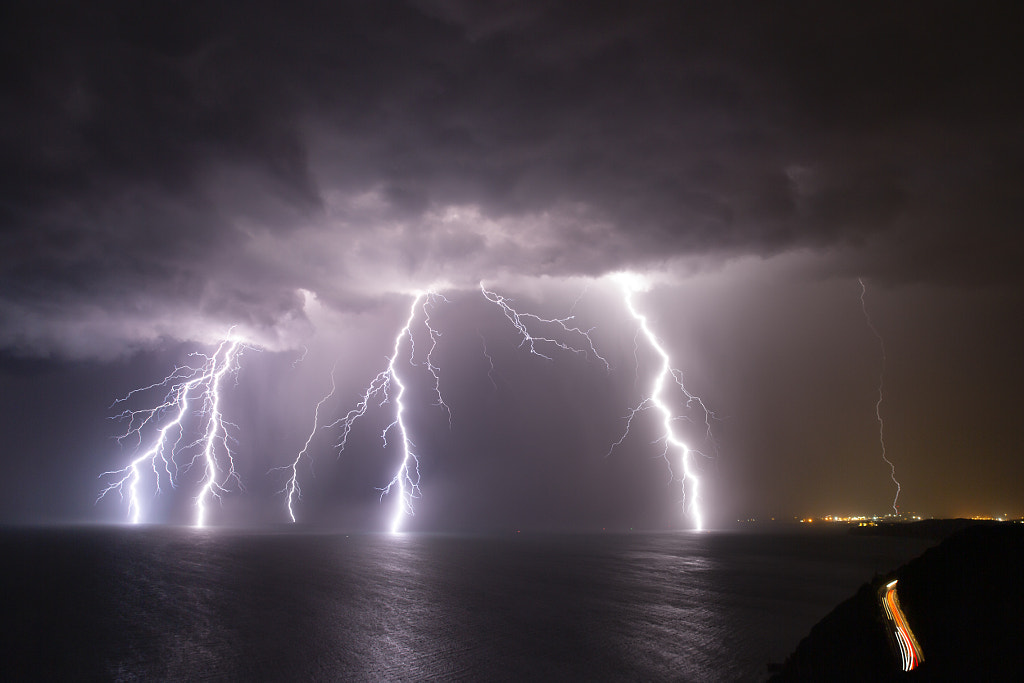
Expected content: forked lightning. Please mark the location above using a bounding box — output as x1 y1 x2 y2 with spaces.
98 336 251 527
303 292 449 532
607 274 714 531
859 278 902 515
481 283 610 370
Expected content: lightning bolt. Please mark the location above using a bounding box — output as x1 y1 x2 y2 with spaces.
420 293 452 426
377 296 422 534
478 329 499 390
607 275 714 531
316 292 448 532
98 335 251 527
277 365 338 523
480 282 609 369
859 278 901 516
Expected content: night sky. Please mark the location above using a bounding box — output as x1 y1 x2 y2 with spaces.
2 1 1022 530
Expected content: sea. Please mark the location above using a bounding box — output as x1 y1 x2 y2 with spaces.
0 526 933 681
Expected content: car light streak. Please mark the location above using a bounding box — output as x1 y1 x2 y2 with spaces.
880 579 924 671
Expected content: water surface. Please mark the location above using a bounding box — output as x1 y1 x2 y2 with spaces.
0 527 933 681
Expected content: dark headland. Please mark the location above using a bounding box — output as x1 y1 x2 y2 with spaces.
770 520 1024 681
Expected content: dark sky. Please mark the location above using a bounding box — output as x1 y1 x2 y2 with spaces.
1 1 1022 529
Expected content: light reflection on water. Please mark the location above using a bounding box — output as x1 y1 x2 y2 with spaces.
0 528 933 681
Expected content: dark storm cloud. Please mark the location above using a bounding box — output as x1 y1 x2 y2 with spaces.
2 1 1022 355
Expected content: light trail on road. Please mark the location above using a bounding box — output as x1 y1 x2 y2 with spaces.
880 579 924 671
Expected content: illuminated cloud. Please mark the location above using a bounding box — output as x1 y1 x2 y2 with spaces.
1 2 1020 359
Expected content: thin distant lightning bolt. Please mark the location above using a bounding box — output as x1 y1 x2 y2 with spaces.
277 366 338 523
859 278 901 515
608 276 713 531
567 285 589 317
480 282 610 369
98 336 250 527
420 293 452 426
478 329 499 390
320 292 449 532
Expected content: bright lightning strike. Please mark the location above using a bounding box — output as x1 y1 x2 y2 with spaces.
98 335 251 527
317 292 449 532
608 274 714 531
480 282 609 369
379 297 422 534
859 278 901 515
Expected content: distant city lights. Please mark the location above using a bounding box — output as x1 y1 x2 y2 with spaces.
736 513 1021 524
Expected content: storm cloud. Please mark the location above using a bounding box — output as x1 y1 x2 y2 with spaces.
3 1 1022 357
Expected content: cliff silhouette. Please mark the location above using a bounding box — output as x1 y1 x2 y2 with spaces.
771 522 1024 681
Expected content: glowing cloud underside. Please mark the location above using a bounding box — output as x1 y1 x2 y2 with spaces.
98 337 250 527
859 278 901 515
608 278 714 531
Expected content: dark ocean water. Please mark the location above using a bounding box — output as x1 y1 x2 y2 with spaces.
0 527 932 681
